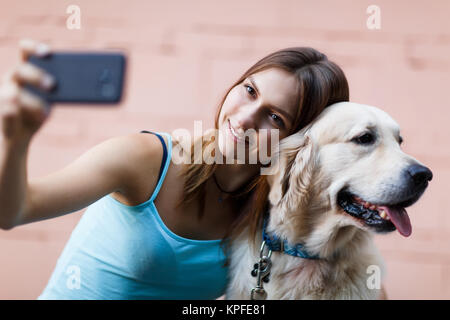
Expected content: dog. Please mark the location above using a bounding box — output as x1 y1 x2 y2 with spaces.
226 102 432 300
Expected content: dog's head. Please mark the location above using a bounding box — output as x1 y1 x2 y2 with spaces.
266 102 432 241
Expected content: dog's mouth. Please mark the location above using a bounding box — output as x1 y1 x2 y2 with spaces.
337 189 412 237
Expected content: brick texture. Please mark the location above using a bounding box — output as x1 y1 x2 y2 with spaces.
0 0 449 299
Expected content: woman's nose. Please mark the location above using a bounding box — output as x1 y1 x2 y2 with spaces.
235 117 253 132
234 105 259 130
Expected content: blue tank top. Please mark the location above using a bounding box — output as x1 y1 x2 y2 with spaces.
37 131 229 300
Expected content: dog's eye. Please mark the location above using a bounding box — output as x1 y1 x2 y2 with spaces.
352 133 375 145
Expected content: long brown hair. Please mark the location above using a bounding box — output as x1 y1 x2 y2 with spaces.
173 47 349 245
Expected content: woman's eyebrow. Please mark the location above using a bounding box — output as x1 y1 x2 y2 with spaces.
248 76 294 123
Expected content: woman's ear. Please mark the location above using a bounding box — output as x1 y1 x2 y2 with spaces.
267 128 317 212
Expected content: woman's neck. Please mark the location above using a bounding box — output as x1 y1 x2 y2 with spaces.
214 163 260 194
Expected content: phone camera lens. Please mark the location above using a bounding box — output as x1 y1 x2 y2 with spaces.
101 83 115 98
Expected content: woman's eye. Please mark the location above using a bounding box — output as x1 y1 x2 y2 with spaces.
352 132 375 145
244 84 256 97
270 113 284 127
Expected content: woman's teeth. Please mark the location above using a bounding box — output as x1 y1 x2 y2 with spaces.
230 124 239 138
229 120 245 141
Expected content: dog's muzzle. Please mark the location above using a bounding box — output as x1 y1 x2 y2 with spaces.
337 164 432 237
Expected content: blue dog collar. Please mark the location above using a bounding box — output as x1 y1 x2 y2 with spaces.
262 214 319 260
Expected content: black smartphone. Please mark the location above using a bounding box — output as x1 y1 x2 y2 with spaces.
25 51 126 105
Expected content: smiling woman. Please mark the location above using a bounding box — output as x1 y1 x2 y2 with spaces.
175 47 351 240
0 42 350 300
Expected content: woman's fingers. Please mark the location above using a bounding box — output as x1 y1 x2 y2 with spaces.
11 62 55 90
0 81 47 112
0 40 52 143
18 89 47 111
0 85 49 141
0 81 20 105
15 39 55 90
19 39 51 62
18 90 49 128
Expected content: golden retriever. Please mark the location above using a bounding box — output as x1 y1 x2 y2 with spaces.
226 102 432 300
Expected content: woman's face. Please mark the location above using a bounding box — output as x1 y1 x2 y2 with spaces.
217 68 299 164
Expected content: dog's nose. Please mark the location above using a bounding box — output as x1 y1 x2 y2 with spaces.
406 164 433 186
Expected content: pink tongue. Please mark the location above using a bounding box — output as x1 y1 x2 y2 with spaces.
378 206 412 237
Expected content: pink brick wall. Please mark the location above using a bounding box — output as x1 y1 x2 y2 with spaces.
0 0 449 299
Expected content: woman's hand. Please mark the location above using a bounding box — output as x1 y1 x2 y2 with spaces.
0 39 55 149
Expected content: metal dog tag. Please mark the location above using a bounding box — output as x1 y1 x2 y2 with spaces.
250 241 272 300
250 255 272 299
251 287 267 300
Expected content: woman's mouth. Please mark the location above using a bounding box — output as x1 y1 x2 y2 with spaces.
228 119 248 145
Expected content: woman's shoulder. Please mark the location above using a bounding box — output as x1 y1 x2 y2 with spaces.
117 131 169 165
109 131 173 203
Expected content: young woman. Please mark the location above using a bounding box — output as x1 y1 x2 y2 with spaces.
0 39 350 299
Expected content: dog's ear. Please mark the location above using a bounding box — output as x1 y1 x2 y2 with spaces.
268 129 316 212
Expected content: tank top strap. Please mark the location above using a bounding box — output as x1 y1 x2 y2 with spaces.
140 130 172 202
